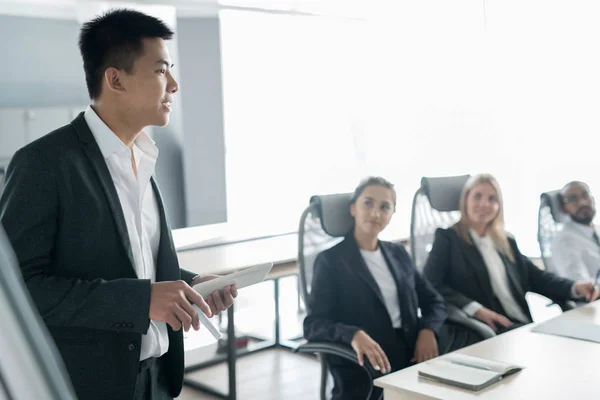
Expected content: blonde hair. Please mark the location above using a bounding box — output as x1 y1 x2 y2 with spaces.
454 173 515 263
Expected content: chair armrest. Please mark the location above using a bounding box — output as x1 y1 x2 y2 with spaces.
295 342 382 378
447 304 496 340
547 299 576 312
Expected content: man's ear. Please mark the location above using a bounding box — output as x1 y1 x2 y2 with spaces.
560 196 568 213
104 67 127 94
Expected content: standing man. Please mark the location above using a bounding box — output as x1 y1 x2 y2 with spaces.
0 9 236 400
552 181 600 282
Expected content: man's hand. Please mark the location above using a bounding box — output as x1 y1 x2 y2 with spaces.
150 280 212 332
351 330 391 374
473 307 513 331
411 329 439 363
574 281 599 302
191 275 238 315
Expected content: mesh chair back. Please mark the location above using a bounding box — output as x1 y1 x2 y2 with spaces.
297 194 353 313
538 190 566 272
410 175 470 271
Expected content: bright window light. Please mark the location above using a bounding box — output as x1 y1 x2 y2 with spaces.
220 1 600 255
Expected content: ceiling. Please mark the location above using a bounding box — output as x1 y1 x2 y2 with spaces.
0 0 374 19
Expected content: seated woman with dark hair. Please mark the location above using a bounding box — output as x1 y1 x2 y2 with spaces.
424 173 598 333
304 177 463 400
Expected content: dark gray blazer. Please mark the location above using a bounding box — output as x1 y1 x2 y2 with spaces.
0 113 196 400
423 227 575 322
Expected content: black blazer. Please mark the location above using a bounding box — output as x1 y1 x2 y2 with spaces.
303 235 447 366
423 228 575 322
0 113 196 400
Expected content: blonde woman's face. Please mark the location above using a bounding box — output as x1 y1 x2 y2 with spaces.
465 182 500 227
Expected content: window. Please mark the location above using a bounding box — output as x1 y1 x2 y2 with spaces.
221 2 600 255
220 11 370 235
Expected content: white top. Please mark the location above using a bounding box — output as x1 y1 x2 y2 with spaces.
463 231 530 323
84 106 167 361
360 247 402 328
552 219 600 281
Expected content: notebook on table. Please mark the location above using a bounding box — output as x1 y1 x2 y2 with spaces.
418 354 524 391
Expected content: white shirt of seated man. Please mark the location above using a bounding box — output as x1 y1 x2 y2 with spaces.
552 181 600 282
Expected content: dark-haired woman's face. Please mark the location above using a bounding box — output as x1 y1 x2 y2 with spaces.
350 185 394 238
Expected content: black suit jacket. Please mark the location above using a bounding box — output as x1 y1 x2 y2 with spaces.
423 228 575 322
303 235 447 366
0 113 196 400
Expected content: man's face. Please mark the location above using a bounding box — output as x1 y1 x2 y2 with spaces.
119 37 178 128
562 183 596 225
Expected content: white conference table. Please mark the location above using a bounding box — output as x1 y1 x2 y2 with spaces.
375 301 600 399
175 233 298 276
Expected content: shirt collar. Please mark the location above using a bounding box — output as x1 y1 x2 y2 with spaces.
84 105 158 162
564 218 597 238
469 229 493 247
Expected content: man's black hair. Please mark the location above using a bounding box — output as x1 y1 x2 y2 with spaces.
78 8 174 99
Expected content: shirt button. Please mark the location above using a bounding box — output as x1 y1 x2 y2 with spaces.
128 343 137 351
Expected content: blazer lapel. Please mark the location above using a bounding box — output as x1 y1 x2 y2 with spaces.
379 243 411 323
459 234 495 302
72 114 137 276
498 252 532 320
342 236 387 309
151 177 179 283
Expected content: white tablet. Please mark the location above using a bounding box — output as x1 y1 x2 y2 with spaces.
193 262 274 298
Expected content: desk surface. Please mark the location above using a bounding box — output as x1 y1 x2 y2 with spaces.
176 233 298 276
375 302 600 400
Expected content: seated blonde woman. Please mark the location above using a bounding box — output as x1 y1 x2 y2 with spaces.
424 174 598 333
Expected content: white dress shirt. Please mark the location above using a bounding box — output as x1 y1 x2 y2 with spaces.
84 106 168 361
552 219 600 282
360 247 402 328
463 231 530 323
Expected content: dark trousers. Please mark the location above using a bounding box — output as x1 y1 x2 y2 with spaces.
133 357 172 400
330 329 411 400
438 323 483 354
438 321 526 355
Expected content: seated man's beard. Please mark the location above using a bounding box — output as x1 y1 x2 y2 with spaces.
571 207 595 225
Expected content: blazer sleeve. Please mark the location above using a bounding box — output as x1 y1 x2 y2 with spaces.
303 252 361 345
180 268 198 286
0 148 151 334
512 239 574 301
423 229 477 309
396 245 447 333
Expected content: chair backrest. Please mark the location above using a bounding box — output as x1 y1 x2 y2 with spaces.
410 175 470 271
538 190 567 272
0 224 77 400
297 193 353 313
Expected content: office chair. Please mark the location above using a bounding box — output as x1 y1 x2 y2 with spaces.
0 224 77 400
537 191 575 311
410 175 496 340
295 193 383 400
538 190 567 273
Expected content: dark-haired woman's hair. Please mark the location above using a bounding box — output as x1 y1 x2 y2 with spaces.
350 176 396 209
